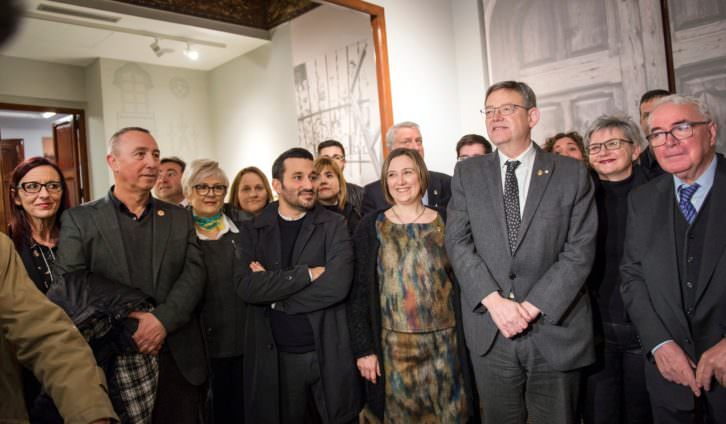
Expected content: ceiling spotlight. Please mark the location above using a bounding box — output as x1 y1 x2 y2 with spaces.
183 43 199 61
150 38 173 58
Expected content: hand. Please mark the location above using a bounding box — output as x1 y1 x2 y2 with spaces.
309 266 325 281
653 341 700 396
696 338 726 391
129 311 167 355
249 261 266 272
520 301 541 322
357 354 381 384
482 292 530 338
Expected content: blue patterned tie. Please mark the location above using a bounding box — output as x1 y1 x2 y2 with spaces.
678 183 700 224
504 161 521 254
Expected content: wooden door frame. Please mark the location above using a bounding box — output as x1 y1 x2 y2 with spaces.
323 0 394 156
0 102 91 203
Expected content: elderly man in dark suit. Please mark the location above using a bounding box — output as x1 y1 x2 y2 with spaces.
620 94 726 423
360 121 451 216
56 127 207 423
236 147 360 424
446 80 597 423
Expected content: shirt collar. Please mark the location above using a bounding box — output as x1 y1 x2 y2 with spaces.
196 214 239 240
498 141 536 169
108 186 153 220
673 155 717 193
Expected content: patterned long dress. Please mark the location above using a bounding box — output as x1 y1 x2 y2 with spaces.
376 213 467 423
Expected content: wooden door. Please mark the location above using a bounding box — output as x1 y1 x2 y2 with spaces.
53 117 83 207
0 138 25 233
668 0 726 155
484 0 669 142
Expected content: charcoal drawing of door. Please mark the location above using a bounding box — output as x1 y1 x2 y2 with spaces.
669 0 726 155
483 0 669 143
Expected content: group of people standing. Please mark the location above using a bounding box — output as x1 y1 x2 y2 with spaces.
2 79 725 424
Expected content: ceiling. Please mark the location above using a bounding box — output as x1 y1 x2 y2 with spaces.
0 0 317 71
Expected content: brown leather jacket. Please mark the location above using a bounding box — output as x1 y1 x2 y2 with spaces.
0 233 118 423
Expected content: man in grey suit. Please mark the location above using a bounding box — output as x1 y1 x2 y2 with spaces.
446 81 597 423
621 95 726 422
56 127 207 422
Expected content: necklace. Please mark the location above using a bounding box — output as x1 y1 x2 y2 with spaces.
390 205 426 224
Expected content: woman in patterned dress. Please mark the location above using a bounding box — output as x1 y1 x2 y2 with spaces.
347 148 476 423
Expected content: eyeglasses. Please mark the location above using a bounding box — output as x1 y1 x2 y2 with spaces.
481 104 528 119
646 121 710 148
586 138 633 155
17 181 63 193
193 184 227 196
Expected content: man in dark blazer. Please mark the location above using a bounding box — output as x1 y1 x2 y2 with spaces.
446 81 597 423
56 127 207 423
360 121 451 216
236 147 360 424
620 95 726 422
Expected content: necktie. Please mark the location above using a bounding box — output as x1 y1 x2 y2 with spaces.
678 183 700 224
504 160 521 254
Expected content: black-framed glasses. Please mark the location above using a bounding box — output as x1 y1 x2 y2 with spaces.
481 104 528 119
193 184 227 196
17 181 63 193
646 121 710 147
586 138 633 155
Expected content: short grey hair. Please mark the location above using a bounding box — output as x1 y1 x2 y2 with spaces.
585 114 645 149
385 121 420 150
485 81 537 109
647 94 714 129
107 127 151 155
182 159 229 198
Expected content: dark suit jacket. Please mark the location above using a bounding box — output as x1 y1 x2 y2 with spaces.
236 202 361 424
360 170 451 216
55 193 207 385
620 156 726 410
446 146 597 371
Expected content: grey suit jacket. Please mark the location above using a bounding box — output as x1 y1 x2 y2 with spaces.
446 146 597 371
620 156 726 410
56 193 207 385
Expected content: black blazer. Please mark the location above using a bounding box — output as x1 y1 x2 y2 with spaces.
360 170 452 216
236 202 361 423
56 194 208 385
621 155 726 410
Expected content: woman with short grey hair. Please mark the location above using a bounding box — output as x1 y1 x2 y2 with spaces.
581 115 651 424
183 159 250 423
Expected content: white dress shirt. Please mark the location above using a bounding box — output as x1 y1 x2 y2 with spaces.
497 142 537 217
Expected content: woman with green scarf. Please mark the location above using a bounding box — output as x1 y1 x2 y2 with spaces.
183 159 251 423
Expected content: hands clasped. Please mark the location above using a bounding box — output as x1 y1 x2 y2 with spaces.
655 338 726 396
482 292 541 338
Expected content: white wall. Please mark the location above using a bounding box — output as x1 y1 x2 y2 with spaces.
209 24 298 181
0 116 55 158
0 55 86 103
84 59 108 199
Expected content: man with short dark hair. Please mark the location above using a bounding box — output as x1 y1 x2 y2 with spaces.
317 139 363 214
56 127 207 423
154 156 186 206
456 133 492 161
621 95 726 422
446 80 597 423
361 121 452 215
638 89 671 179
237 147 360 423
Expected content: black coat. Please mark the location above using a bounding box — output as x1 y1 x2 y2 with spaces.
236 202 362 423
361 170 452 216
347 207 479 421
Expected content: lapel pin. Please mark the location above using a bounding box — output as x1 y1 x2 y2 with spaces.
433 189 439 195
157 209 165 217
545 169 549 174
536 169 543 176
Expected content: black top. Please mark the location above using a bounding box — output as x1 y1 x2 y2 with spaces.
588 167 647 324
17 241 56 293
322 202 360 236
269 214 315 352
109 189 154 296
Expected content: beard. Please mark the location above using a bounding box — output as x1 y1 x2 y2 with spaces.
279 185 316 212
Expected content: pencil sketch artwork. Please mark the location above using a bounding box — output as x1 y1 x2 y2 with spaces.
113 62 157 133
293 39 381 185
